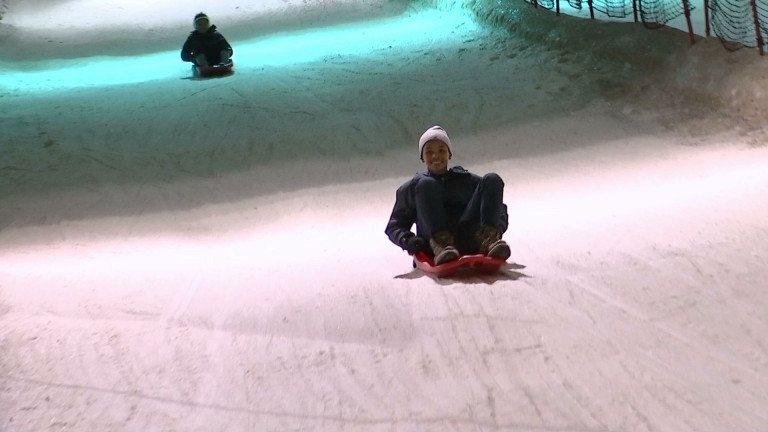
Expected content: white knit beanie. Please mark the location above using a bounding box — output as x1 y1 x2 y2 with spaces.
194 12 210 24
418 125 452 161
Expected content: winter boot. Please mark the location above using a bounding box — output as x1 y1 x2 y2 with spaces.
219 50 231 64
476 225 510 260
194 53 209 67
429 231 460 265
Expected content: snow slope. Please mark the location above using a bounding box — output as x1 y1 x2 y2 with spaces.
1 1 767 431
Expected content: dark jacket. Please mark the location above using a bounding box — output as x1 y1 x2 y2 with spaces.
385 166 509 251
181 25 233 64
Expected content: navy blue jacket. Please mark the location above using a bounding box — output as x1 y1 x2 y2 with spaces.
385 166 509 251
181 25 233 64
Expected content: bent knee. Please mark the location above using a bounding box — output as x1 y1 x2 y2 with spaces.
482 172 504 186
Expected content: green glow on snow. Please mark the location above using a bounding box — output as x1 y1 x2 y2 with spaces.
0 9 478 94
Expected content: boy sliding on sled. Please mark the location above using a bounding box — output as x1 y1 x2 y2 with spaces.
385 126 511 265
181 12 233 67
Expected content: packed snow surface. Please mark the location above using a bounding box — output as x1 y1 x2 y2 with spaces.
1 1 767 431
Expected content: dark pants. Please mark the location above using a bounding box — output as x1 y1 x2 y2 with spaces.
195 50 230 67
415 173 505 254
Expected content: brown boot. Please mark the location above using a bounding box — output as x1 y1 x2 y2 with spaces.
476 226 510 260
429 231 460 265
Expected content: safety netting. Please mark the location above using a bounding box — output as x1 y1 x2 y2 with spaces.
638 0 689 29
572 0 634 18
709 0 767 51
523 0 682 21
516 0 767 53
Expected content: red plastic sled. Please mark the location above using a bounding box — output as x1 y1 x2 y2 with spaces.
194 60 234 77
412 250 507 278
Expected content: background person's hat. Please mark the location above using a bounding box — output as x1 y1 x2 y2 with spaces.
194 12 209 24
418 125 452 160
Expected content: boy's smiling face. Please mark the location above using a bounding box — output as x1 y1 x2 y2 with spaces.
421 140 451 175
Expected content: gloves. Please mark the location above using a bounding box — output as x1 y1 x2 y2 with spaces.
404 236 427 254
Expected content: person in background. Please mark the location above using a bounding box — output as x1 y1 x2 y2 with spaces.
385 125 511 265
181 12 233 67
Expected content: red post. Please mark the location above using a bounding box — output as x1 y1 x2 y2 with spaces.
682 0 696 45
750 0 765 55
704 0 711 37
632 0 638 23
